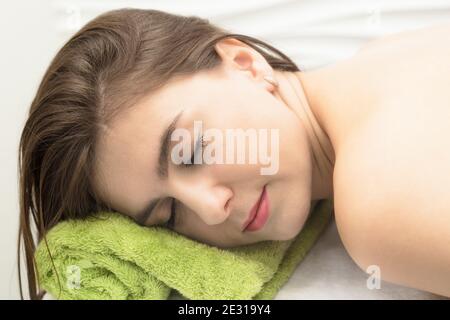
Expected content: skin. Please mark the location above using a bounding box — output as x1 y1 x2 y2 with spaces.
94 24 450 297
312 23 450 297
93 37 334 248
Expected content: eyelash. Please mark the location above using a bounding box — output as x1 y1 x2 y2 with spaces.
182 134 208 167
165 198 177 229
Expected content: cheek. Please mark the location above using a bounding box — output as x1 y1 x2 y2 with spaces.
274 192 312 241
175 208 207 237
175 206 246 247
275 119 311 178
177 218 226 246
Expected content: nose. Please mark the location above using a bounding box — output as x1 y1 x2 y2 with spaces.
171 180 233 225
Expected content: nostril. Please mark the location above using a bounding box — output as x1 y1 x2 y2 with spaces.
224 198 231 213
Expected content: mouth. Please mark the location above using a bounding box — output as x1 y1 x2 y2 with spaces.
242 185 270 232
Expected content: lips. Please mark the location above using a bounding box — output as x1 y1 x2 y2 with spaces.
242 185 269 232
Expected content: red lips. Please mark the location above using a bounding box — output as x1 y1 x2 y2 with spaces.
242 185 269 232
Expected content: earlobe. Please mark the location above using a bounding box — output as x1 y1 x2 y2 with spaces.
263 75 279 88
263 75 279 93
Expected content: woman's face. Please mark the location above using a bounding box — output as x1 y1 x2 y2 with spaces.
94 44 314 248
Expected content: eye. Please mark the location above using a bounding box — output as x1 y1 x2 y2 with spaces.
164 198 177 229
182 134 208 167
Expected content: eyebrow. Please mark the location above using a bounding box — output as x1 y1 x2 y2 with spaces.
135 108 185 225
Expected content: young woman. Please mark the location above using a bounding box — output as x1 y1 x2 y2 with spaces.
18 8 450 299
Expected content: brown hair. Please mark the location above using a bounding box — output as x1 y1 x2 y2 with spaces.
17 7 300 300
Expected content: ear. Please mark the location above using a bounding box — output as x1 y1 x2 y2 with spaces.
214 37 277 93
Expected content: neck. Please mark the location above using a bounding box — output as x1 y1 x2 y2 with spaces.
272 69 337 201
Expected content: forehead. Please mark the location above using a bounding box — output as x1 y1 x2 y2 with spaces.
94 82 189 215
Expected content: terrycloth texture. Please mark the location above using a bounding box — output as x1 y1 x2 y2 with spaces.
35 199 333 300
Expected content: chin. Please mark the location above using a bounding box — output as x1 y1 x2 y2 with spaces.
269 220 302 241
276 227 302 241
276 202 312 241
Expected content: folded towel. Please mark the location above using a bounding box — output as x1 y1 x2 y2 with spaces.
35 199 333 300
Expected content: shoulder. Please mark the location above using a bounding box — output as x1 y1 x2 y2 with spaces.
333 143 450 297
333 127 450 294
331 128 398 268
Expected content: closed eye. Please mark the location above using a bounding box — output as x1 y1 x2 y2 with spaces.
164 198 177 229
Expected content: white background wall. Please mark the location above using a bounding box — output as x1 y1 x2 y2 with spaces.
1 0 449 299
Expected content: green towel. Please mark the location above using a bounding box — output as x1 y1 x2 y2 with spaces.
35 199 333 300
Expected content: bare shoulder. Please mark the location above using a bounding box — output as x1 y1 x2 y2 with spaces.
331 130 391 261
332 116 450 297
